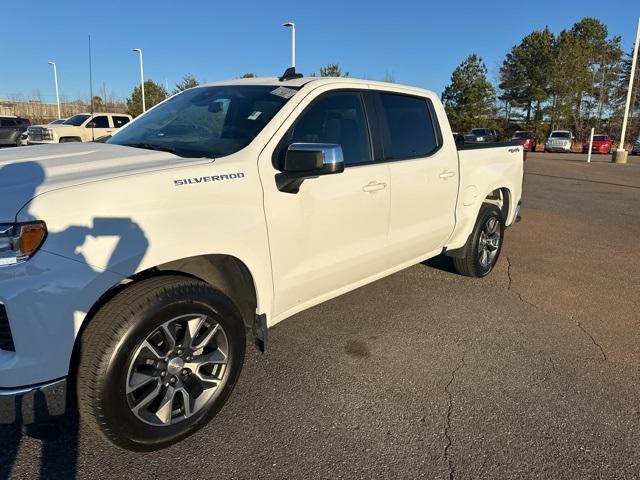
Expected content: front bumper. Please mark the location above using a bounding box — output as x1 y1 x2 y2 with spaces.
0 377 67 423
0 250 121 389
27 140 56 145
546 144 571 152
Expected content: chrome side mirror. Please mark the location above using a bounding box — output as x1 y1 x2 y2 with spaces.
277 143 345 194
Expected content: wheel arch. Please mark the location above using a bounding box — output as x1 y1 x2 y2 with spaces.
69 253 261 382
445 186 512 257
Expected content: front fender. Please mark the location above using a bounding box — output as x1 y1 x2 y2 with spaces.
16 154 274 322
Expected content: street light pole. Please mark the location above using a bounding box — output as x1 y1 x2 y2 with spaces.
613 17 640 164
48 61 61 119
132 48 146 113
283 22 296 69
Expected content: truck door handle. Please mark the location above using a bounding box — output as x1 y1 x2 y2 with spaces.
362 181 387 193
439 170 456 180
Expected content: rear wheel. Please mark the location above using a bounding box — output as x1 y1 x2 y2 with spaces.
60 137 81 143
453 204 504 277
77 275 246 451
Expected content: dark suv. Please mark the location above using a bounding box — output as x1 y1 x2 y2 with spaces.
0 116 31 147
464 128 500 143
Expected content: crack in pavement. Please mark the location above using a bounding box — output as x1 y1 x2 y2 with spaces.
577 322 607 361
505 256 540 310
507 258 609 364
506 256 514 290
444 353 466 480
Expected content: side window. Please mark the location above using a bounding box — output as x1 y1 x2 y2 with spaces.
87 116 109 128
2 119 16 127
112 116 130 128
378 93 439 160
279 91 371 167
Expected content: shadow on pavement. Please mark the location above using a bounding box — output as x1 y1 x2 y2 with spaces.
422 254 457 274
0 160 149 479
0 387 79 479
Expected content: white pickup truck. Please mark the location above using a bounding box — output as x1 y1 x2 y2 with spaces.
0 71 523 451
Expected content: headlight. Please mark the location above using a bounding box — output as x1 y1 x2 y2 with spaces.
477 136 484 141
42 129 54 140
0 222 47 267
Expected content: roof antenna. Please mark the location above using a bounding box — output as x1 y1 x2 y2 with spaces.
279 67 303 82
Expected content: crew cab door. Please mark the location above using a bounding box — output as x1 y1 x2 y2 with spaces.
85 115 111 140
259 87 390 320
372 92 458 263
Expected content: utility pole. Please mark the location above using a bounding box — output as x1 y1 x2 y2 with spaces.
47 61 61 119
613 17 640 164
132 48 146 113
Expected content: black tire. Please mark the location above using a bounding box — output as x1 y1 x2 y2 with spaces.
60 137 81 143
453 204 504 278
77 275 246 451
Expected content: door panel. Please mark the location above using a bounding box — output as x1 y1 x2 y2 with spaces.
263 163 390 317
376 93 458 262
86 115 111 139
259 88 391 319
387 150 458 260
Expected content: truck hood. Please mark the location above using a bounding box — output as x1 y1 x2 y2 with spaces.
0 142 211 221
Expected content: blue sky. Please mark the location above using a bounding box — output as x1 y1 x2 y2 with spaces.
1 0 637 103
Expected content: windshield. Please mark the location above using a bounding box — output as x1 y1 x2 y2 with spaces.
108 85 298 158
471 128 490 135
513 131 532 138
63 114 90 126
593 135 608 142
550 131 571 139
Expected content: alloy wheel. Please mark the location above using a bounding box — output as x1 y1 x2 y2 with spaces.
125 314 229 427
478 215 501 269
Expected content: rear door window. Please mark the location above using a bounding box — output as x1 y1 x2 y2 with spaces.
112 116 130 128
378 93 439 160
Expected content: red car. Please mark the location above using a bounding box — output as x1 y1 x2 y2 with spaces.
511 130 536 151
583 134 613 154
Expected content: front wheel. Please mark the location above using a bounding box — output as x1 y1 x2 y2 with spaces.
453 204 504 277
77 275 246 451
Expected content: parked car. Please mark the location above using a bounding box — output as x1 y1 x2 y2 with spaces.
511 130 537 152
0 73 523 451
582 134 613 154
0 116 31 147
630 137 640 155
27 113 132 144
464 128 500 143
545 130 574 153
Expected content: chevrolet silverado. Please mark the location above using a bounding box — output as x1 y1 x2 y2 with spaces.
0 71 523 451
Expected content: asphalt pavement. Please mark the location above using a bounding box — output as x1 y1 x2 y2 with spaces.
1 151 639 479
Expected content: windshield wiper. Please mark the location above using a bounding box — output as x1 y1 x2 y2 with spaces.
121 142 178 154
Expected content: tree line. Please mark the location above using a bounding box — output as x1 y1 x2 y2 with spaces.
442 17 639 144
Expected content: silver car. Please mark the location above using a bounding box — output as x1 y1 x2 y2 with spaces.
632 138 640 155
545 130 574 153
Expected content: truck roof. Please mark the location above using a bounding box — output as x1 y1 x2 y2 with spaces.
197 76 437 98
69 112 132 116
